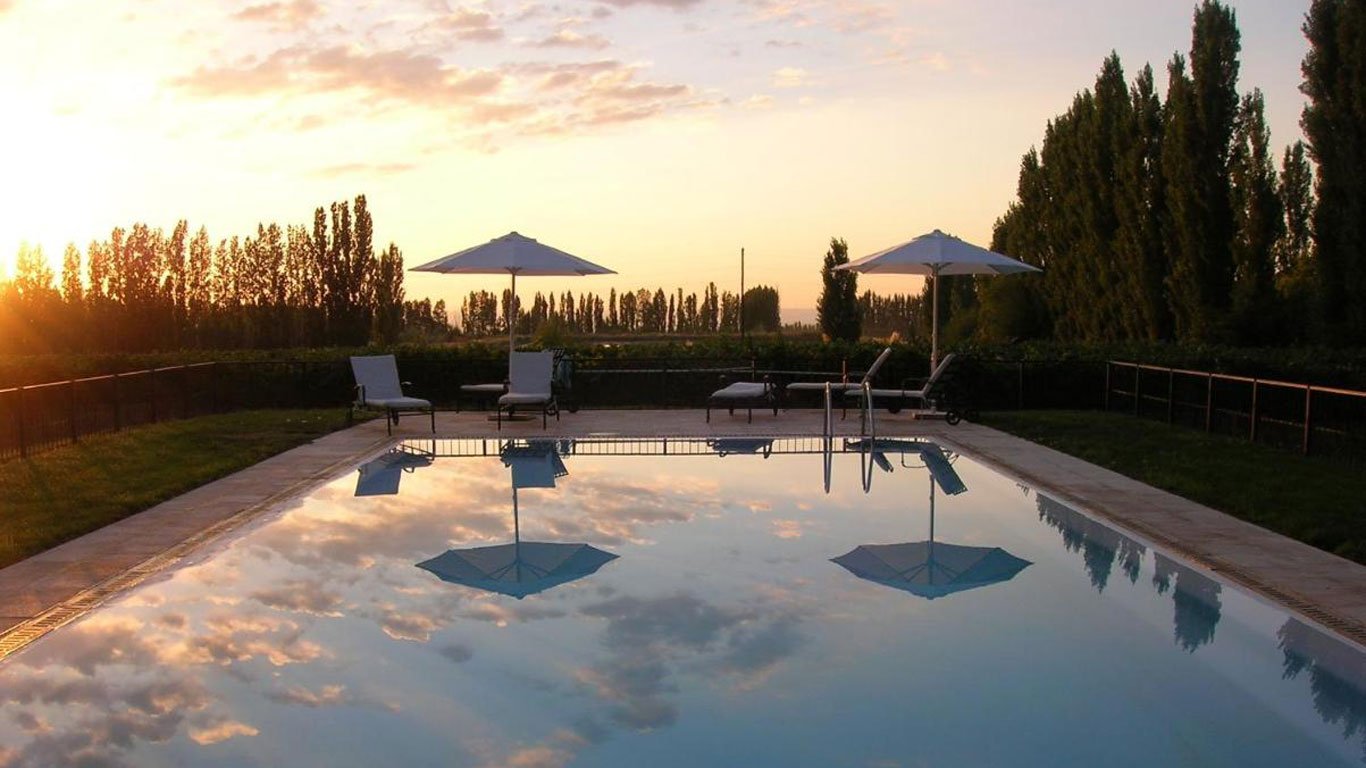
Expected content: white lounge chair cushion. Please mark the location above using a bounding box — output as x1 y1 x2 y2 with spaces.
787 382 861 392
849 388 925 400
365 396 432 410
461 383 507 393
711 382 770 400
500 392 551 406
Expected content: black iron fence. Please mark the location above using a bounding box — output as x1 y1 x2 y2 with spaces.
0 354 1107 462
1104 361 1366 461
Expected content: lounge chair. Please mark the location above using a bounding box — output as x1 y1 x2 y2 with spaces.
787 346 894 418
707 437 774 457
848 353 959 418
350 355 436 435
706 376 778 423
498 351 558 430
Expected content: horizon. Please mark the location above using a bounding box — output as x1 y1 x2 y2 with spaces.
1 0 1312 312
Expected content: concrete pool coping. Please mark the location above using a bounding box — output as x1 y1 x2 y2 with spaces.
2 408 1365 660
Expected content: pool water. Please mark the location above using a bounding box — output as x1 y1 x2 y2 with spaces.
1 437 1364 767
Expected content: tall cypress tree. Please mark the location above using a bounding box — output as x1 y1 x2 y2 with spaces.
1164 1 1242 342
1228 90 1283 343
1114 64 1170 340
1302 0 1366 342
817 237 860 341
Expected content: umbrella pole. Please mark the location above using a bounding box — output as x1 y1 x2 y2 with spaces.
508 270 517 358
512 482 522 582
930 265 940 372
927 474 936 584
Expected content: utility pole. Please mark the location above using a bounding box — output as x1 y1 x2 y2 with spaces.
740 246 745 342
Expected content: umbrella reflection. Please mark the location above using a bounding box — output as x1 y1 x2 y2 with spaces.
417 441 618 599
354 445 435 496
833 447 1030 599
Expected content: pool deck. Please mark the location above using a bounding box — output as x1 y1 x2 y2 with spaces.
3 408 1366 659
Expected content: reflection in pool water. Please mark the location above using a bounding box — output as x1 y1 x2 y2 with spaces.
833 445 1032 599
0 437 1364 767
417 441 618 599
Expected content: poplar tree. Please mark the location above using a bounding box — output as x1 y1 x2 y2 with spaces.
1302 0 1366 342
1228 90 1283 343
817 237 860 341
1164 1 1242 342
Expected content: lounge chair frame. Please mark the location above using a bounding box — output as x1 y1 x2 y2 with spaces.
498 351 559 430
349 355 436 435
706 375 778 423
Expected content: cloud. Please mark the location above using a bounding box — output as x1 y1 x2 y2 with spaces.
232 0 320 28
599 0 705 9
574 592 806 731
310 161 420 178
438 643 474 663
432 7 505 42
188 719 259 745
531 29 611 50
771 66 807 88
171 44 502 106
266 683 349 708
921 52 949 72
741 94 774 110
250 580 346 616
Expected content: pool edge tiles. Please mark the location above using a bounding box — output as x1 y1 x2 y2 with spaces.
935 428 1366 649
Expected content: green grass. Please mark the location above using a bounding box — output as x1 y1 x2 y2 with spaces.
0 409 355 569
980 410 1366 564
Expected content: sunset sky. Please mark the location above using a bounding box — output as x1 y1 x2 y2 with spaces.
0 0 1312 314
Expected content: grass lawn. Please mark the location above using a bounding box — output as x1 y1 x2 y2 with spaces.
980 410 1366 565
0 409 356 570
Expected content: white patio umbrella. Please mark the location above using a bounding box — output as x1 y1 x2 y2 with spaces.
411 232 616 355
835 230 1040 370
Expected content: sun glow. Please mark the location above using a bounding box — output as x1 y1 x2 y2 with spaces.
0 108 121 278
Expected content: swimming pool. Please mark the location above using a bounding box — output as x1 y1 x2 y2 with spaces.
1 436 1363 767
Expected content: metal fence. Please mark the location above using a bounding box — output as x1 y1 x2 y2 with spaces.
1104 361 1366 461
0 354 1107 463
0 361 356 462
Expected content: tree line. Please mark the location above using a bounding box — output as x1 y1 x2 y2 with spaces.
457 283 782 337
978 0 1366 347
0 195 434 355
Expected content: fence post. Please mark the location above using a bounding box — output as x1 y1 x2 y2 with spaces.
210 362 220 414
181 366 191 419
69 379 79 444
149 368 158 424
1167 368 1175 424
1133 366 1141 417
1104 362 1110 412
1204 373 1213 432
1249 379 1259 443
1302 386 1313 456
1017 361 1025 410
16 386 26 459
113 374 122 432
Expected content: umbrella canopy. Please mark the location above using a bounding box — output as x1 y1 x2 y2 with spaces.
832 541 1030 600
417 439 618 598
417 542 618 599
410 232 615 355
835 229 1040 369
832 455 1030 599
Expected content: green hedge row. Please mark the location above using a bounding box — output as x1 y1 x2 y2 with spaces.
4 337 1366 392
